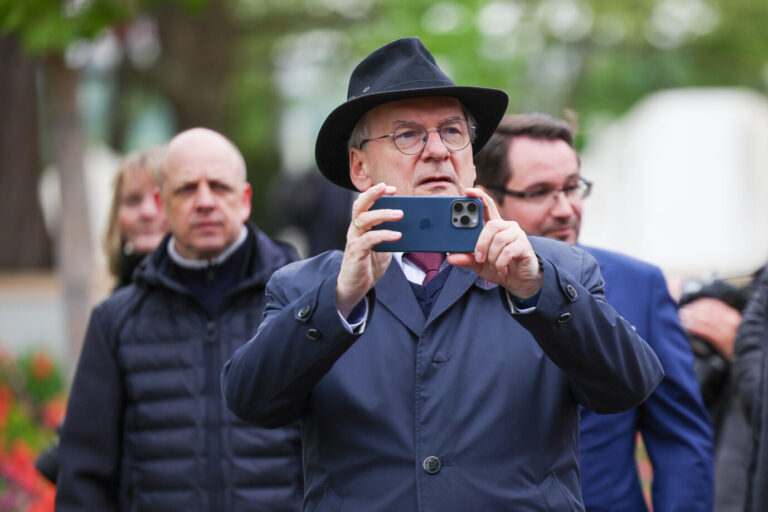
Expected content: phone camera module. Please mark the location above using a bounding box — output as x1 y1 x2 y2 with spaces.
451 199 480 229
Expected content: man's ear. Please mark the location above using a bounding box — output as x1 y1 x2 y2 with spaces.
241 182 252 221
349 148 373 191
154 189 164 213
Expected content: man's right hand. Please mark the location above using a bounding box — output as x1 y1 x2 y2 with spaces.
679 297 742 361
336 183 402 317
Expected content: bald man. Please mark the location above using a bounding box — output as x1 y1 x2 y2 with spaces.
57 128 303 511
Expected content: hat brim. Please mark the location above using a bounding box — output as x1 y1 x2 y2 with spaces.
315 85 509 191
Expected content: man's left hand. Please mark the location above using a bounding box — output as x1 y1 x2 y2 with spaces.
448 187 543 299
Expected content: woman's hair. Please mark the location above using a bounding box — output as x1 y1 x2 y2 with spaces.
103 146 165 279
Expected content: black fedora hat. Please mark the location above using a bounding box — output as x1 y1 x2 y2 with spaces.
315 37 509 190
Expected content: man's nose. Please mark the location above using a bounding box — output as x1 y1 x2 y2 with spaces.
550 191 576 217
194 183 215 208
420 129 449 159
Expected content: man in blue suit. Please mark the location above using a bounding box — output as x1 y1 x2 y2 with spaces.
223 38 664 511
475 113 714 511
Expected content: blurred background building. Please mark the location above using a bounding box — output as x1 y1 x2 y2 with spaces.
580 87 768 278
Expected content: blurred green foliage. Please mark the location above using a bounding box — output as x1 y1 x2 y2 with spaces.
0 0 128 54
0 0 208 54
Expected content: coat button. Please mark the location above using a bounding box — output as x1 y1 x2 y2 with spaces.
306 328 321 340
298 305 311 319
557 312 572 324
423 456 441 474
566 284 577 299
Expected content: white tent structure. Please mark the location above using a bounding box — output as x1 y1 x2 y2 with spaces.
579 88 768 280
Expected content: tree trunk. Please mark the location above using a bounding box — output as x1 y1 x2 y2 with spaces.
42 55 92 377
154 0 237 131
0 34 53 269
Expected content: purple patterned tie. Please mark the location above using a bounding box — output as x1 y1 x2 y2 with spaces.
404 252 446 285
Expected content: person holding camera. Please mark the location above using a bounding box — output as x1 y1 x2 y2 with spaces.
56 128 303 511
473 113 713 511
222 37 663 511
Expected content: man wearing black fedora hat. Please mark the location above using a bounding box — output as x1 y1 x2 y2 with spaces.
224 37 663 511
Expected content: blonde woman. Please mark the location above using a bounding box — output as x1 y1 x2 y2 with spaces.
103 146 168 289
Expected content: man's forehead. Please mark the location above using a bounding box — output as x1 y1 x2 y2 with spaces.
164 146 245 183
367 96 464 124
164 161 242 185
507 137 580 185
164 129 246 182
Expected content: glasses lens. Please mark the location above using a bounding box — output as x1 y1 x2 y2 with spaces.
579 179 592 199
391 120 472 154
560 180 590 202
393 123 426 154
439 120 471 151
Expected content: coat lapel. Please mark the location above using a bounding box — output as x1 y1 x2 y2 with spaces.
426 265 493 327
375 260 426 337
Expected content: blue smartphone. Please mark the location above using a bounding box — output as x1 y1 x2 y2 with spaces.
369 196 483 252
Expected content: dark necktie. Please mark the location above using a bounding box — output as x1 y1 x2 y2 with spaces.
404 252 446 285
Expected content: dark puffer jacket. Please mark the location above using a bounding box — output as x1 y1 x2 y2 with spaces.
734 267 768 512
56 224 302 511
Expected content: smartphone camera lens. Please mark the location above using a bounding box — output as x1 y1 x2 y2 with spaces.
453 202 464 213
460 215 470 226
467 202 477 213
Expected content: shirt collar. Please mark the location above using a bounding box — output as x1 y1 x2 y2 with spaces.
167 225 248 269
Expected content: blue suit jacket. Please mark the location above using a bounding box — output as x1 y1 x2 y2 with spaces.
224 237 664 511
580 246 714 512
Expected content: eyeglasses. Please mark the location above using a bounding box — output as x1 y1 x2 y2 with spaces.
488 176 593 206
359 119 475 155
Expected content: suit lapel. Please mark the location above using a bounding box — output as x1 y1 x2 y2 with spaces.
376 260 426 337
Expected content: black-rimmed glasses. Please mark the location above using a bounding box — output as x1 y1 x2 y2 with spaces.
488 176 593 206
359 119 475 155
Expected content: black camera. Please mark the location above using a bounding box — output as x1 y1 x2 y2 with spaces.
679 278 748 410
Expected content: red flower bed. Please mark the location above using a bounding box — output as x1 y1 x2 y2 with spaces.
0 346 64 512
